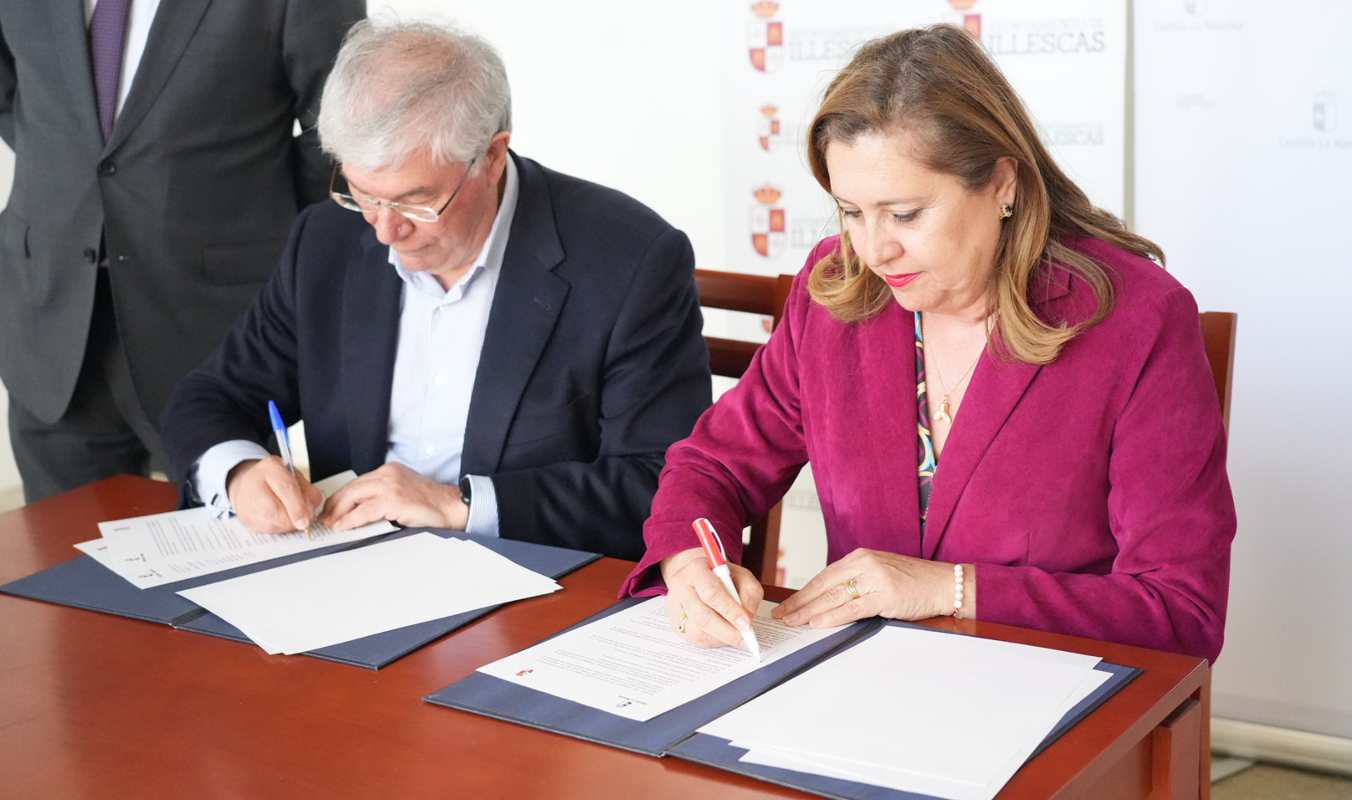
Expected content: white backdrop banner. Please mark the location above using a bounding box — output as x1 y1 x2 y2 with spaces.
722 0 1126 281
1135 0 1352 740
719 0 1127 586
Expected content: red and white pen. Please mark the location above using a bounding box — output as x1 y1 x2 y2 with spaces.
692 518 762 661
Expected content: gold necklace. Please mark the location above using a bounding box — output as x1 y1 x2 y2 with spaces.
924 315 990 425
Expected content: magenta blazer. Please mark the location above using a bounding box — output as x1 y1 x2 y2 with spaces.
622 235 1235 663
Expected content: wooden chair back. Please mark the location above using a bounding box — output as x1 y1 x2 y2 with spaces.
694 269 794 585
1199 311 1237 431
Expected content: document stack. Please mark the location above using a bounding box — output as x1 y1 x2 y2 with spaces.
697 625 1109 799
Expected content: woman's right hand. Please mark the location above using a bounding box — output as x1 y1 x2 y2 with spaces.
659 547 764 650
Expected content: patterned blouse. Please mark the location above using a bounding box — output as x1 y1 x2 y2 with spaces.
914 312 938 541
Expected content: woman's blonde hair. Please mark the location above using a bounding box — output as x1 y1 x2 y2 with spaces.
806 25 1164 364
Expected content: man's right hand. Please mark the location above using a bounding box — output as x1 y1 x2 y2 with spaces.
225 457 323 533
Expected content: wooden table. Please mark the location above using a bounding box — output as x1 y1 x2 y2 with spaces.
0 476 1210 798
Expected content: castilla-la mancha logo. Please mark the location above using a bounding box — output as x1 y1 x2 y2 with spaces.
949 0 982 39
747 1 784 73
750 184 787 258
757 104 782 152
1314 92 1337 133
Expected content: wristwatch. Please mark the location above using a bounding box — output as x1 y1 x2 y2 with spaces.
458 475 473 509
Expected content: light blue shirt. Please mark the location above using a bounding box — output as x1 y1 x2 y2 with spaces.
193 157 521 537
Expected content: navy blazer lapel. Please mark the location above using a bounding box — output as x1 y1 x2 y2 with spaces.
461 154 568 475
104 0 211 154
342 229 402 473
920 264 1072 558
53 0 103 150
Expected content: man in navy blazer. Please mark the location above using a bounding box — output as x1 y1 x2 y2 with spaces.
160 20 709 560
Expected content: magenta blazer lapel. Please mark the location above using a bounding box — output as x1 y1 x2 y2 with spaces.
833 301 923 560
920 266 1071 559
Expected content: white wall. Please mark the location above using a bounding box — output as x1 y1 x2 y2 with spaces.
370 1 729 269
1135 0 1352 740
0 144 20 498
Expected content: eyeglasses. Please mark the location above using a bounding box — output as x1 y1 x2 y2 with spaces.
329 156 479 224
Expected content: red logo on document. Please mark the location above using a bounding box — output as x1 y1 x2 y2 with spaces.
750 184 787 259
747 1 784 73
515 668 534 678
757 104 782 151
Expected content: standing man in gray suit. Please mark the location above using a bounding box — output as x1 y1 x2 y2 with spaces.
0 1 364 502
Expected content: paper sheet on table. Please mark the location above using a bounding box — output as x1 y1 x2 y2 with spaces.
735 668 1113 800
476 596 843 722
178 534 561 655
75 471 397 589
698 625 1103 800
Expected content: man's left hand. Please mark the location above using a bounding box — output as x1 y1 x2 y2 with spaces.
318 463 469 531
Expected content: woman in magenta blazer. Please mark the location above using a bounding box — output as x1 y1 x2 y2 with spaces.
621 26 1235 663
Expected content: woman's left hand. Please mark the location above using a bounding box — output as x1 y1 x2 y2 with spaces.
772 548 969 628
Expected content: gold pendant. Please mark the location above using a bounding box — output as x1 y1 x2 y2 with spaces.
935 397 952 424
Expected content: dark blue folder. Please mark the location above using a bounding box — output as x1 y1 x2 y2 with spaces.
424 600 1138 798
0 535 374 626
1 529 599 670
426 597 875 756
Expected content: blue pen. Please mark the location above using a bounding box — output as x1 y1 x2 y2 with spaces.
267 400 312 538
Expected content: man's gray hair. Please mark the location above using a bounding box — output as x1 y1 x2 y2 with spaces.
317 19 512 171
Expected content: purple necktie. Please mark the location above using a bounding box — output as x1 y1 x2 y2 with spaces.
89 0 133 141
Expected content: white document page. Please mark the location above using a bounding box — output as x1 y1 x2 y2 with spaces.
735 668 1113 799
75 471 398 589
476 596 845 722
698 625 1102 800
178 534 561 655
740 746 881 784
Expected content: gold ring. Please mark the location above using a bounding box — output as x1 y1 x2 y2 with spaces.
845 577 861 600
675 609 688 634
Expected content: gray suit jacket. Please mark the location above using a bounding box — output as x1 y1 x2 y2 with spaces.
0 0 363 424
